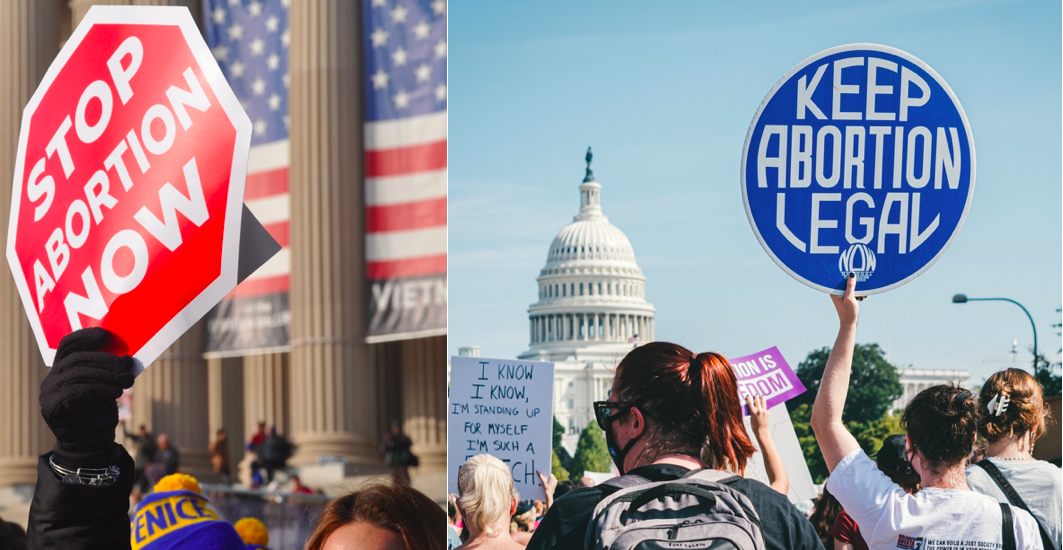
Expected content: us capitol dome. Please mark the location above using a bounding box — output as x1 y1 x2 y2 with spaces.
519 148 656 451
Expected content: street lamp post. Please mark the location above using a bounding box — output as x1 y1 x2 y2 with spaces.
952 294 1039 371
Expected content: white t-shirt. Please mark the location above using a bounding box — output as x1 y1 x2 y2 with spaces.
827 449 1043 550
967 458 1062 549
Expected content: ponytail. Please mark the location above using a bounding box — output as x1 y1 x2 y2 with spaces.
689 352 756 473
614 343 755 473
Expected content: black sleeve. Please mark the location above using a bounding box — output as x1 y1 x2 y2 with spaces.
527 488 601 550
165 449 179 473
727 478 824 550
26 444 135 550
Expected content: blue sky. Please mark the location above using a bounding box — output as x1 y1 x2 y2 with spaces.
448 0 1062 386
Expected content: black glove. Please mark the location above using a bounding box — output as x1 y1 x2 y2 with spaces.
39 328 135 469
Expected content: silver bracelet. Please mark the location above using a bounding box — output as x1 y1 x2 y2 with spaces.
48 455 120 487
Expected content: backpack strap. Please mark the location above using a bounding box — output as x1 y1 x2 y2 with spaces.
975 460 1054 549
1000 502 1017 550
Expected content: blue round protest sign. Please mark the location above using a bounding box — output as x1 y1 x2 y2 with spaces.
742 44 975 295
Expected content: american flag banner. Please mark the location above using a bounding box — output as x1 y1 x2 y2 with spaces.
363 0 447 341
202 0 291 355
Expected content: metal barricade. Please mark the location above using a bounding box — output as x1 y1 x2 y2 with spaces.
202 484 331 550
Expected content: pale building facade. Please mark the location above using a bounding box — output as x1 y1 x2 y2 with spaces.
518 149 655 453
893 367 971 412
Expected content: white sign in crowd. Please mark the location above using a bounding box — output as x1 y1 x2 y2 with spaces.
448 356 555 501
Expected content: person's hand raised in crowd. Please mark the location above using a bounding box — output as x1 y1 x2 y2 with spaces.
40 328 135 468
830 273 862 327
537 471 558 511
747 395 771 439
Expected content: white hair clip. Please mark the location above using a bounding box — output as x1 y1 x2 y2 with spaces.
987 393 1011 417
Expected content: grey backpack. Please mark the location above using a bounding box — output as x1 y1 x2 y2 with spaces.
584 468 765 550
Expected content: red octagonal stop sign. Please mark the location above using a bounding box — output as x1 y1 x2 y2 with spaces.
5 6 251 370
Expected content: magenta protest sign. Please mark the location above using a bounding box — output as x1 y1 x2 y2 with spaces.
728 347 806 416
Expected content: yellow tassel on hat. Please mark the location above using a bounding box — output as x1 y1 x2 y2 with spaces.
153 473 202 495
234 517 269 546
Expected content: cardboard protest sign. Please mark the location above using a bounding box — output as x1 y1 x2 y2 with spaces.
448 356 555 501
742 44 975 295
5 6 252 370
729 347 806 415
742 403 817 504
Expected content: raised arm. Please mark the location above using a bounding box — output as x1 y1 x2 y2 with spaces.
810 274 863 472
748 395 789 495
536 471 557 512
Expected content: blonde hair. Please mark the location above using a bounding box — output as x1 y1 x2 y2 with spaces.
978 368 1049 443
511 507 535 533
457 454 518 537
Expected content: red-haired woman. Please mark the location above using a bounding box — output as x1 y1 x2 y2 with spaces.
526 341 822 550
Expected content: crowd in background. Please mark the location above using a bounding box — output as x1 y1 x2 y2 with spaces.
0 276 1060 549
447 277 1060 550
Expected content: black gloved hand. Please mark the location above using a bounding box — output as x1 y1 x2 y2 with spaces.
39 328 135 469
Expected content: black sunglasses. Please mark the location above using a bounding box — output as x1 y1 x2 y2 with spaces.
593 401 632 431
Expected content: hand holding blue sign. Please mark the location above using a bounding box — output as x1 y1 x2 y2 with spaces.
832 273 862 327
742 44 975 295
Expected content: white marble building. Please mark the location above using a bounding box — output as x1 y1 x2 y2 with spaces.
893 367 970 412
517 149 656 453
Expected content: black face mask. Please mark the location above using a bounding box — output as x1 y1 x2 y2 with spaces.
604 410 641 476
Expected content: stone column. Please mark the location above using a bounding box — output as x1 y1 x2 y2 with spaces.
0 0 59 488
132 323 212 478
242 353 290 445
70 0 129 28
288 0 378 467
207 357 244 480
402 337 446 475
70 1 199 29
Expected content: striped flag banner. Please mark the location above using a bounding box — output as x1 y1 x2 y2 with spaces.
363 0 447 341
202 0 291 355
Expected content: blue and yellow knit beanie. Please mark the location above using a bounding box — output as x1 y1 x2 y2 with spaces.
130 474 244 550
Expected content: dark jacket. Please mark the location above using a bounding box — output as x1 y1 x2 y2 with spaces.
126 431 157 469
27 444 135 550
155 446 180 477
258 434 294 467
382 432 414 467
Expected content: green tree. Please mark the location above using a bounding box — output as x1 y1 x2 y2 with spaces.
551 449 570 481
787 344 905 484
788 404 829 483
552 416 573 472
791 403 905 484
1034 351 1062 398
787 343 903 423
568 421 612 479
